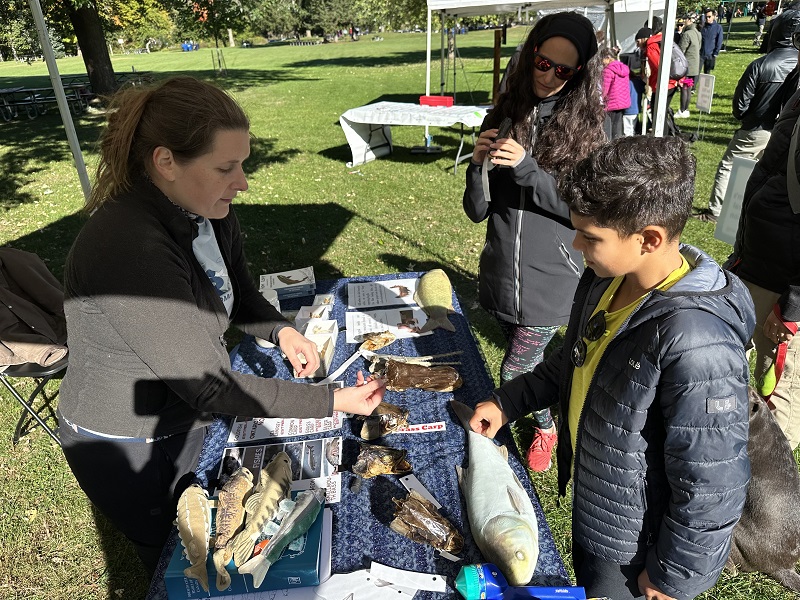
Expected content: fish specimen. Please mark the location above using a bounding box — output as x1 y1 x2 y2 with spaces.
390 488 464 554
175 483 212 592
324 437 341 466
384 359 463 392
238 488 326 588
414 269 456 333
358 401 410 440
212 467 254 591
450 400 539 586
230 451 293 567
277 274 308 285
359 330 396 352
352 442 413 479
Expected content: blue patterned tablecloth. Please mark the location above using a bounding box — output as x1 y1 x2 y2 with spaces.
147 273 569 599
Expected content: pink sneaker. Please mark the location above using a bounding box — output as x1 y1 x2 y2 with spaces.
527 428 557 472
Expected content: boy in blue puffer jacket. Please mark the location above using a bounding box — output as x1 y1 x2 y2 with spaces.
469 136 755 600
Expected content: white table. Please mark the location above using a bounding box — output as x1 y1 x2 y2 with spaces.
339 101 488 173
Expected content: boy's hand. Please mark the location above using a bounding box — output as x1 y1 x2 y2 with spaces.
638 569 677 600
469 398 508 438
332 371 386 416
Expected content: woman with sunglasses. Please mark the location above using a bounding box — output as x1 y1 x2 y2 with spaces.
463 11 606 472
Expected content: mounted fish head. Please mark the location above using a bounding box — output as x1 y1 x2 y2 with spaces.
480 515 538 586
352 442 413 478
228 466 254 487
259 451 293 489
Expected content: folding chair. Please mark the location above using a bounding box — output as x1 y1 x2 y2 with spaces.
0 356 67 446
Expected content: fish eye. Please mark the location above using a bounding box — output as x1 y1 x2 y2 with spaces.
515 550 525 560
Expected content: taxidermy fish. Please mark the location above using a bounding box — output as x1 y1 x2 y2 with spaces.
175 483 211 592
450 400 539 586
358 401 410 440
359 330 396 352
390 488 464 554
384 359 463 392
212 467 254 591
414 269 456 332
238 488 326 588
230 451 293 567
352 442 413 479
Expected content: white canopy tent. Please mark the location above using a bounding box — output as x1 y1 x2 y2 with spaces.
425 0 678 135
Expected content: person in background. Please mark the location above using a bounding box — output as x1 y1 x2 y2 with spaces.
57 76 385 576
701 9 724 73
645 17 681 110
729 43 800 452
470 135 754 600
697 10 800 222
463 11 606 473
623 75 643 136
601 46 631 139
677 14 702 118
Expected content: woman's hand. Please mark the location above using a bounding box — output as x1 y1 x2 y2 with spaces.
763 310 797 345
333 371 386 416
488 136 525 167
277 327 320 377
638 569 677 600
469 398 508 438
471 128 499 164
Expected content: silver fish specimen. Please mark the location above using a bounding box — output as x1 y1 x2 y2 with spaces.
358 401 410 440
212 467 254 591
450 400 539 586
175 484 211 592
238 488 326 588
230 451 293 567
390 488 464 554
414 269 456 332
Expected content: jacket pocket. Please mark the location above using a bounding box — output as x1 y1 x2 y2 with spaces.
639 474 656 547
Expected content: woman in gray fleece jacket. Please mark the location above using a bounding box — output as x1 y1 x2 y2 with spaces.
58 77 385 575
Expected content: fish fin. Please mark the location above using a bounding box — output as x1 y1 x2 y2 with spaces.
212 549 231 591
455 465 464 489
449 400 473 431
506 485 529 515
238 553 274 588
497 444 509 461
413 290 421 305
184 561 210 593
230 528 257 568
244 491 262 516
418 316 455 333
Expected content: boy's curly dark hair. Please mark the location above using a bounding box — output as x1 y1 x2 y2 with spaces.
560 136 696 240
487 13 607 175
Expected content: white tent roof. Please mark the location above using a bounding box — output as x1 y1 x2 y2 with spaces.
427 0 666 15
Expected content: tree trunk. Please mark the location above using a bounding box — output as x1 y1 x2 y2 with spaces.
66 1 117 97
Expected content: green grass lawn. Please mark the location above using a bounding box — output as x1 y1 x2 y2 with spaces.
0 17 797 600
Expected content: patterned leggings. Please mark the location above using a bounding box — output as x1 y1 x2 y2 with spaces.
497 320 559 430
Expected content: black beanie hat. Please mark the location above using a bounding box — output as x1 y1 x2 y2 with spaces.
636 26 653 39
536 12 598 66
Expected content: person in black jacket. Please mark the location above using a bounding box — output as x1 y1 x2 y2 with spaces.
470 136 754 600
463 12 606 472
730 86 800 451
58 77 385 575
700 9 724 73
697 9 800 222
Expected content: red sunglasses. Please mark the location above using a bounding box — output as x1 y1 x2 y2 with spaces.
532 51 581 81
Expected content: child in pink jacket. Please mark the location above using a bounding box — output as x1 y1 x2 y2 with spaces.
601 47 631 139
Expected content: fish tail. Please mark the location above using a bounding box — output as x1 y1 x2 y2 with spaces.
212 549 231 591
419 317 455 333
238 553 275 588
184 561 210 593
230 528 257 568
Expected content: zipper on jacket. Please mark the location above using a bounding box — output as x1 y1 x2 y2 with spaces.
512 187 525 319
639 473 656 547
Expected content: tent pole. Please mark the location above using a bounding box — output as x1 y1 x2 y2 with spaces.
426 7 432 97
441 11 446 94
724 2 736 50
653 0 678 136
27 0 91 203
608 3 617 46
453 19 458 104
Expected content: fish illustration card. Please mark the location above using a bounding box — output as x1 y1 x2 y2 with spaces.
346 278 419 309
228 411 345 443
215 437 342 503
260 267 316 299
344 308 432 344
